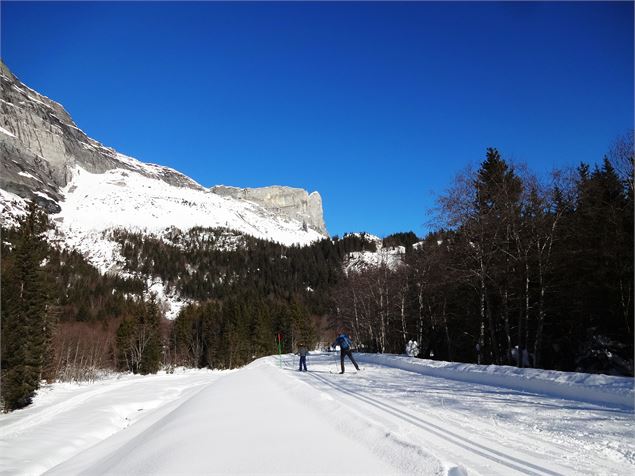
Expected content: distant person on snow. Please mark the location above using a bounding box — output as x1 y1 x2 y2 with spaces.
332 331 360 374
297 342 308 371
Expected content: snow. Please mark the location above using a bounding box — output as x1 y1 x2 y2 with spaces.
358 353 635 409
32 190 55 202
346 242 406 274
0 188 27 227
54 165 324 259
44 164 326 316
17 171 40 181
0 369 223 475
0 125 16 138
341 233 407 274
1 354 632 475
146 276 190 320
2 152 327 319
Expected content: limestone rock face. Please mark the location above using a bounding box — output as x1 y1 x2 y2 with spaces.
0 60 202 212
0 60 328 241
210 185 328 235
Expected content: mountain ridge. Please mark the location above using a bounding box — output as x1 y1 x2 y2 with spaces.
0 60 328 240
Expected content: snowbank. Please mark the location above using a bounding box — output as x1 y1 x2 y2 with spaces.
356 353 635 409
0 368 224 475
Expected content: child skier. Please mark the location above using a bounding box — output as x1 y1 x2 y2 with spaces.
332 331 360 374
297 342 308 371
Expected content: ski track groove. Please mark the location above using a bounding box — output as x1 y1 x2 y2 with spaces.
304 364 572 476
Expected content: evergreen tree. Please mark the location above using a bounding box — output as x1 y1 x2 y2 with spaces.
139 296 162 374
1 202 50 410
115 297 162 374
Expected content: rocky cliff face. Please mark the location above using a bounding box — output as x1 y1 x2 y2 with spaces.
210 185 328 235
0 60 328 238
0 60 202 213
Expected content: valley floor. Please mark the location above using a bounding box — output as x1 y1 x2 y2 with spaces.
0 354 633 475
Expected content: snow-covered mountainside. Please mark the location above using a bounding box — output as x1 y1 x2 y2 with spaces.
52 164 325 266
0 61 328 312
1 353 632 475
343 232 407 274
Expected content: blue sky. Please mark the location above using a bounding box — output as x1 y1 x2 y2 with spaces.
2 1 633 237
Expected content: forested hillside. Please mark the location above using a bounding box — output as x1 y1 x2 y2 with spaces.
2 136 632 412
334 139 633 375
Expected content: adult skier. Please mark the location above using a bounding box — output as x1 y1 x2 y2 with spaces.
332 331 360 374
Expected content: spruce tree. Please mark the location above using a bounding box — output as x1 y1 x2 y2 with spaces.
1 202 50 411
139 296 162 374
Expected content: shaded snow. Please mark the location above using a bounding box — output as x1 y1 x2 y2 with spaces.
0 189 27 228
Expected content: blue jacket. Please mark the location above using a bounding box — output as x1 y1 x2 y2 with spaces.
333 334 352 350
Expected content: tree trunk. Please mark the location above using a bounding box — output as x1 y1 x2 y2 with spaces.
442 298 452 361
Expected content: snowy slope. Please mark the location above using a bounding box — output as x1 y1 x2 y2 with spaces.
28 160 325 319
344 233 406 274
1 354 632 475
2 158 327 319
1 60 329 306
51 162 324 270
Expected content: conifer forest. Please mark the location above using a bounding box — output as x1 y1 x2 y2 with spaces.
1 137 633 411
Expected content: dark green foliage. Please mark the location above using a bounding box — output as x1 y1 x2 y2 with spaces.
548 157 634 373
3 136 631 396
112 229 377 314
116 296 162 374
171 293 316 369
1 227 145 326
382 232 419 250
336 144 633 375
1 202 50 410
2 205 148 410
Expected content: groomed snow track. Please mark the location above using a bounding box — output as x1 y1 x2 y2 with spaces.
1 354 632 475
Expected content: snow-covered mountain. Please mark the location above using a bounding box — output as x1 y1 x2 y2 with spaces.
0 61 328 271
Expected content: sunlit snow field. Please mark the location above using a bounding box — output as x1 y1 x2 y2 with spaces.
0 354 633 475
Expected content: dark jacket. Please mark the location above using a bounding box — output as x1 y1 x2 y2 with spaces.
333 334 352 350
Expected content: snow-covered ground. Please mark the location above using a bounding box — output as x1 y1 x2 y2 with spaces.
1 354 633 475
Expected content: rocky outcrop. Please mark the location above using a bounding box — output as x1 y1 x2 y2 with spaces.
0 60 328 239
210 185 328 235
0 60 202 211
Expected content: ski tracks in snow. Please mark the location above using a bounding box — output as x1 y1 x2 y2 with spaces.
284 354 634 476
308 370 564 475
0 371 222 475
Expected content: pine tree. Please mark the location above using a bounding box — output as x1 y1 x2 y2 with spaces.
1 202 50 410
139 296 162 374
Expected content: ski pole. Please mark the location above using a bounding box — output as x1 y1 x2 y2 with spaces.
277 332 283 369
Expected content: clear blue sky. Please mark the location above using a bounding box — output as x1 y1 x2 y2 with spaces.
2 1 633 237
